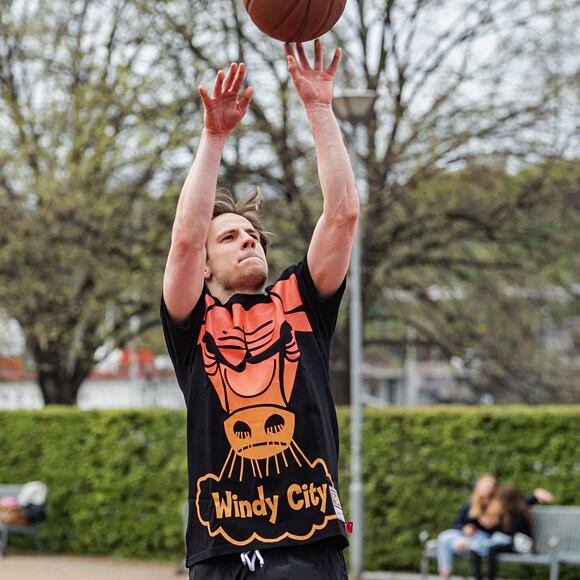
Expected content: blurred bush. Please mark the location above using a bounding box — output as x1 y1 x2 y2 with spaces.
0 405 578 577
336 405 580 578
0 407 187 559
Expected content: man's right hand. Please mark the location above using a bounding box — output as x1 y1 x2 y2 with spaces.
198 63 253 137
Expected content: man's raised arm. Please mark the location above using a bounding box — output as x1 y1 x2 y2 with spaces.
285 40 359 297
163 63 253 323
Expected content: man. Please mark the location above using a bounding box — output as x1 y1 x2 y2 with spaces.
161 39 359 579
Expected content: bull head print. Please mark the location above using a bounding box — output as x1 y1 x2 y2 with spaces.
195 273 342 545
199 275 312 476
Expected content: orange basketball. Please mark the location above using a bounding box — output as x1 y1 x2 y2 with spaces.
243 0 347 43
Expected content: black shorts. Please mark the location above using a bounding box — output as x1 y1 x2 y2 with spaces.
188 541 348 580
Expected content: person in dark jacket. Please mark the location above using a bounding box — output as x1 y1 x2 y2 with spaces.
470 485 555 580
437 474 498 578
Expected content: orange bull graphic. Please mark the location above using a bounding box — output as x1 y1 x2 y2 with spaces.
195 273 341 545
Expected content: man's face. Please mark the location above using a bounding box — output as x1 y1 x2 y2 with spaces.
205 213 268 295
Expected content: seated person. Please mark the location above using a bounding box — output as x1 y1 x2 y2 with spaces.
437 474 498 579
470 484 555 580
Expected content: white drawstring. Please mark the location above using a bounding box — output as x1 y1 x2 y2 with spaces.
240 549 264 572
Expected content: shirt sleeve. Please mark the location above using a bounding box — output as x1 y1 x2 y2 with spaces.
294 256 346 346
452 502 471 529
524 492 538 506
160 290 206 396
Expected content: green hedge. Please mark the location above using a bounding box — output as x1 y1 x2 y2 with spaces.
0 406 579 577
0 407 187 558
337 406 580 578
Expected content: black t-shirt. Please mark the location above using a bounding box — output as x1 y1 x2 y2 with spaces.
453 501 496 533
160 258 349 567
452 493 538 537
500 493 537 537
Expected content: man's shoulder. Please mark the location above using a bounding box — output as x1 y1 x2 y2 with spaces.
263 261 302 294
270 260 303 282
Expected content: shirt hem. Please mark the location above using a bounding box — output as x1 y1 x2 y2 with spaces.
185 530 349 568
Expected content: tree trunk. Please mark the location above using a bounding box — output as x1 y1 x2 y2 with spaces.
29 337 93 405
37 368 86 405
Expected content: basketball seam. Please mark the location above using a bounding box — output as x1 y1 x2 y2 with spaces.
271 1 307 37
248 0 343 43
293 0 312 41
311 0 339 40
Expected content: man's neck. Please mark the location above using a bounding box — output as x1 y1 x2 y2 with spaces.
208 284 266 305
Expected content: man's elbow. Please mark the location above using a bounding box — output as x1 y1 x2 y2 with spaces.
171 227 206 255
325 193 360 225
345 198 360 223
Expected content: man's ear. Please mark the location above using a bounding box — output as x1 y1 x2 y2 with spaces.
204 261 212 281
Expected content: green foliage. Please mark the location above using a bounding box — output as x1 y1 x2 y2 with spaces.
1 0 578 408
1 405 580 578
335 406 580 577
364 160 580 404
0 408 187 560
0 1 185 403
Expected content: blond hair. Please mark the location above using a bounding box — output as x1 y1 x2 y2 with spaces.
468 473 497 519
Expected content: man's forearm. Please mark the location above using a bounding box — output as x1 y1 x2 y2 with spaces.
171 129 228 245
307 105 359 220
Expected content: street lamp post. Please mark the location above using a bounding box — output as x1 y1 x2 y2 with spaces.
538 304 550 404
333 89 376 580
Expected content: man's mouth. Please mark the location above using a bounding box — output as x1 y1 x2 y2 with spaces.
239 255 261 263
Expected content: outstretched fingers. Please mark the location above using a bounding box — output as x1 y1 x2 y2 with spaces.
286 40 340 76
284 44 298 76
326 47 342 77
296 42 312 70
238 86 254 116
229 62 246 95
284 43 296 64
211 69 224 97
222 63 239 92
198 85 211 109
201 62 247 105
314 38 323 70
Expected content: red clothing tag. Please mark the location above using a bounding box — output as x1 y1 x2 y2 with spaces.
345 521 354 533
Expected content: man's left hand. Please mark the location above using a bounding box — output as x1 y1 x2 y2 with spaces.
285 39 341 112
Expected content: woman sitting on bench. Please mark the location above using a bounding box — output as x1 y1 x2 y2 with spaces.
469 485 555 580
437 474 498 579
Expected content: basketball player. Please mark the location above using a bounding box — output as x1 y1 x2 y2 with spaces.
161 39 359 579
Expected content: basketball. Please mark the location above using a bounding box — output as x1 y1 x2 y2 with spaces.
243 0 347 43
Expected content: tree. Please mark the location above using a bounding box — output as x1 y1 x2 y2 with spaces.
1 0 577 404
0 0 183 403
151 0 579 402
369 160 580 403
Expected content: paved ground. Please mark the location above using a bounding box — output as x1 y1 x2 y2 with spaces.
363 574 454 579
364 574 473 579
0 554 472 580
0 554 185 580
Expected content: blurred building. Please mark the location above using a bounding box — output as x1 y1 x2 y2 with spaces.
0 344 184 410
1 310 578 409
362 358 475 407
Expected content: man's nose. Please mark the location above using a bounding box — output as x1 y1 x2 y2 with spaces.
241 233 256 249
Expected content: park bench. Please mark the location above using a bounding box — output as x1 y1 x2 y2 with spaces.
419 505 580 580
0 483 47 557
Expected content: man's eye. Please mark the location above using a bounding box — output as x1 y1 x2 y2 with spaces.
223 235 233 241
